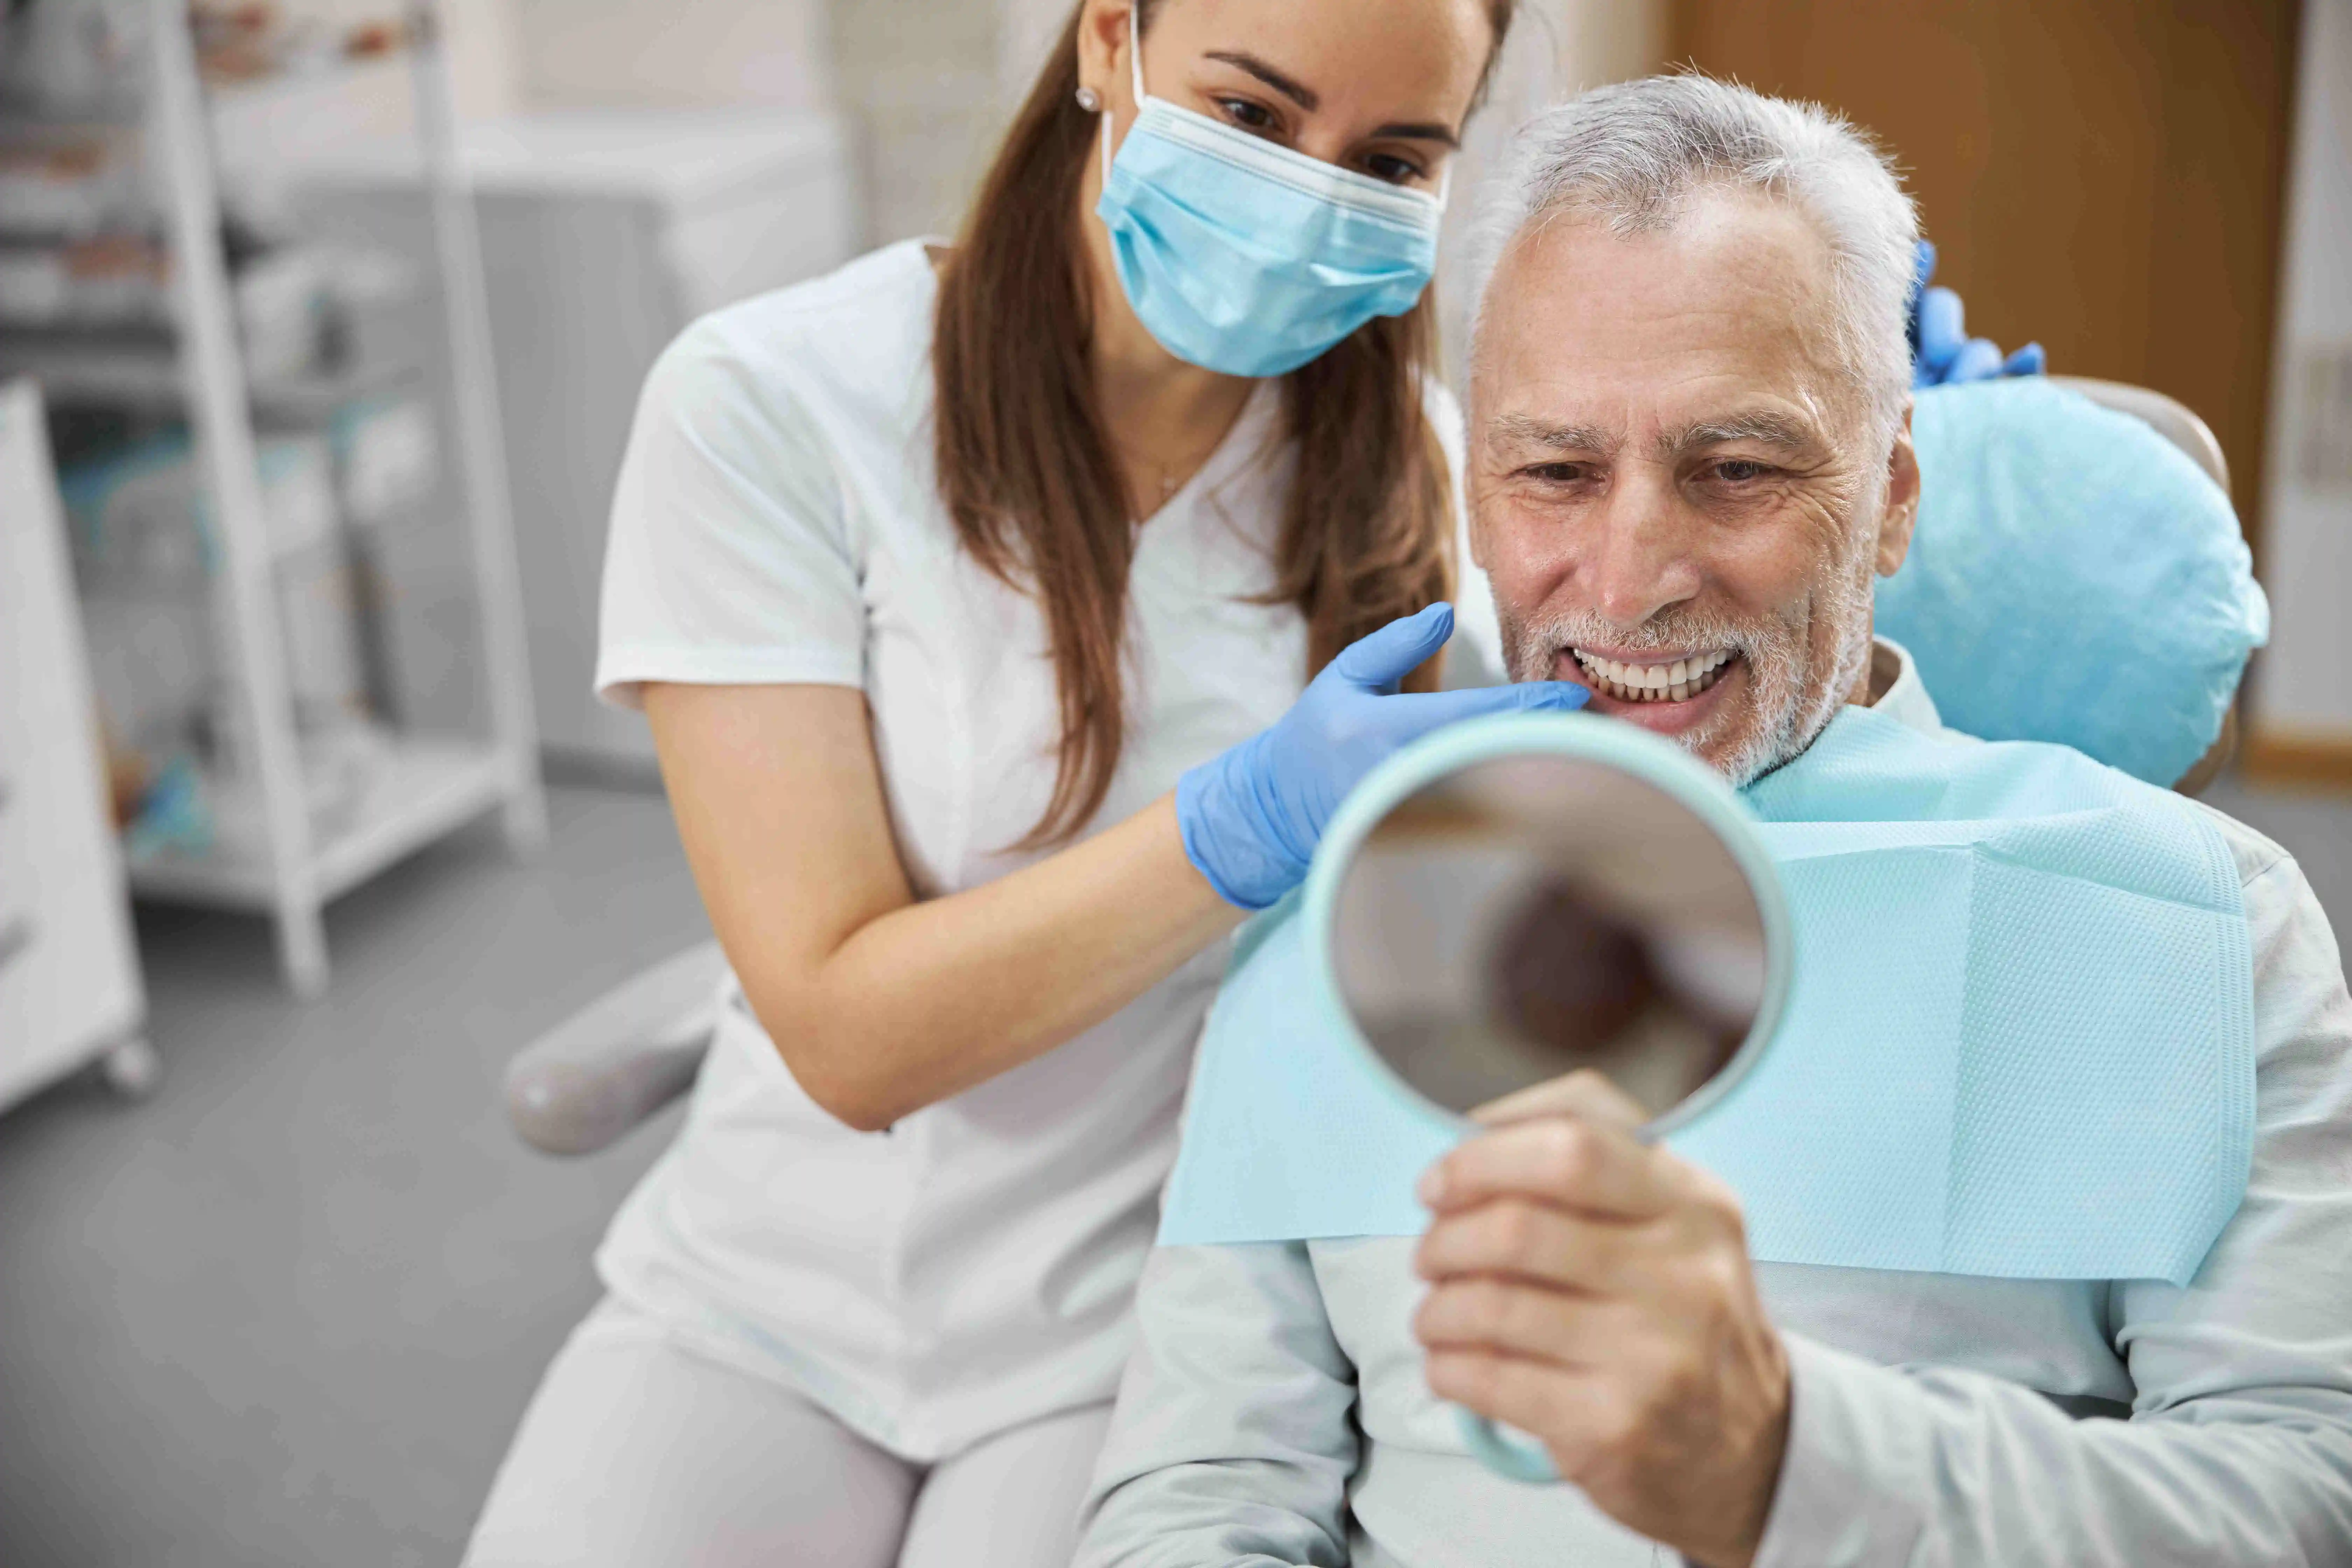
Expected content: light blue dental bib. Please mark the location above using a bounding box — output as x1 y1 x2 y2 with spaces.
1159 707 2255 1287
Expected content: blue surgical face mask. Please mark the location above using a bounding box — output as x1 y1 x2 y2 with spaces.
1093 12 1447 378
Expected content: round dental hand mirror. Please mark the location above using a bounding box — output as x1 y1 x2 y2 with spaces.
1303 714 1792 1483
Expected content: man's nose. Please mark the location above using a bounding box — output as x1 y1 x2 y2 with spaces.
1582 470 1702 628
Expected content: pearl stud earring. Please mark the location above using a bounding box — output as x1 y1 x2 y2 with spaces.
1076 86 1102 112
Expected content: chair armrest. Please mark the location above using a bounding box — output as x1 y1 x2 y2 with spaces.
506 939 732 1156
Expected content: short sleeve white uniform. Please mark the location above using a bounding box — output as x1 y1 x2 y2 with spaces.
594 239 1485 1460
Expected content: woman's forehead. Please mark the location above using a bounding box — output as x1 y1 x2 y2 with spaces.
1150 0 1495 126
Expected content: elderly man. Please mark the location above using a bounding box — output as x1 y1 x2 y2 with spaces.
1074 76 2352 1568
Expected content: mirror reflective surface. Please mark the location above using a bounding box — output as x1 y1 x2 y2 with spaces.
1330 753 1770 1125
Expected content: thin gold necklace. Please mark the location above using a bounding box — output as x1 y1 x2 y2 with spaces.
1132 434 1217 504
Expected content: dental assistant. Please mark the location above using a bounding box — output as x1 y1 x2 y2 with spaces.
462 2 1584 1563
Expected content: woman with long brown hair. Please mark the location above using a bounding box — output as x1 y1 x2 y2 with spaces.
464 1 1573 1560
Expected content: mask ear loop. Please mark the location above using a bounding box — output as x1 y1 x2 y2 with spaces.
1128 3 1147 101
1099 95 1113 190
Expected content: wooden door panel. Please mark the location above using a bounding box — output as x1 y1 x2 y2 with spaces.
1674 0 2300 543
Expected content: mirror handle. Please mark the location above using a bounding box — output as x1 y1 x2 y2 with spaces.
1455 1409 1560 1484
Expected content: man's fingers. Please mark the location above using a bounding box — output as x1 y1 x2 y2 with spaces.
1415 1274 1610 1362
1419 1113 1674 1220
1413 1195 1643 1294
1470 1066 1648 1130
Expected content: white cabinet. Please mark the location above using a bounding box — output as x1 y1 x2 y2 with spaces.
0 379 154 1109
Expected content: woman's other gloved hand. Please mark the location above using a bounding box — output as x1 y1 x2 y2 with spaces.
1910 240 2045 387
1177 604 1590 909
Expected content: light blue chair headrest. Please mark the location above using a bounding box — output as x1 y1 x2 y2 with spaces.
1879 379 2269 786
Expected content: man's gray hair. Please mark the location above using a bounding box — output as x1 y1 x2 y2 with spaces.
1469 74 1921 433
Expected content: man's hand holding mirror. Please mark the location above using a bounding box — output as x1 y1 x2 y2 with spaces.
1314 717 1799 1565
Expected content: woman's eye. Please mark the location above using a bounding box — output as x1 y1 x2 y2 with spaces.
1363 153 1426 185
1216 97 1276 133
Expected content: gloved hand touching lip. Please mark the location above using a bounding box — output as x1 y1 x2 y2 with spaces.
1176 603 1591 910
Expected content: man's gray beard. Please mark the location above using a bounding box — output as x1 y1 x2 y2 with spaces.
1499 546 1878 788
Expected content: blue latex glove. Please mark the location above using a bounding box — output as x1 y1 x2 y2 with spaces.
1910 240 2044 387
1176 603 1591 909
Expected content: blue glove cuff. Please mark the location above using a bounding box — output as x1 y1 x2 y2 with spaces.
1176 738 1309 911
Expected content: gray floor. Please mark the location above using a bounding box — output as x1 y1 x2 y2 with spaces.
0 774 2344 1568
0 786 709 1568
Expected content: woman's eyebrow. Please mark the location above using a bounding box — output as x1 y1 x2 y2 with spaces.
1204 51 1319 110
1204 50 1458 149
1200 49 1461 149
1375 121 1460 148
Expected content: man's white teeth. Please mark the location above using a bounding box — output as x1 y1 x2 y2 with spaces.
1570 647 1734 704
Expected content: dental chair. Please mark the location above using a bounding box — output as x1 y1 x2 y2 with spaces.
504 377 2247 1158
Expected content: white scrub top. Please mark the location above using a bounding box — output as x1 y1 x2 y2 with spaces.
592 239 1479 1459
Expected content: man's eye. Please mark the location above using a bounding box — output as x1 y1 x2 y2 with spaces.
1216 97 1276 133
1363 153 1426 185
1524 462 1592 484
1714 459 1774 482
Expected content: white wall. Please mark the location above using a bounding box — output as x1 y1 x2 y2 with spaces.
507 0 827 112
2258 0 2352 741
276 0 1663 268
499 0 996 248
226 0 1666 315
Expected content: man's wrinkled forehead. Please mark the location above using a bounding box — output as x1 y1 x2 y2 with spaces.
1485 405 1826 463
1471 191 1854 454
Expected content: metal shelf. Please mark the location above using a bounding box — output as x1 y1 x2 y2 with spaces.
0 324 421 417
127 735 515 910
0 19 414 128
1 0 546 997
0 91 145 130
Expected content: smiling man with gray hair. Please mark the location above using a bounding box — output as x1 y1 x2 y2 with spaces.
1074 74 2352 1568
1466 72 1923 789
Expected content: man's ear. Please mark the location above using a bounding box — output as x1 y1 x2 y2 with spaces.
1875 402 1920 578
